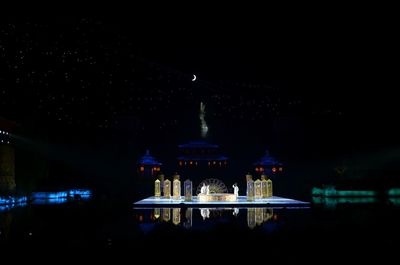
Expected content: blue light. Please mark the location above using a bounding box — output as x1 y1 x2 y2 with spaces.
31 189 92 204
0 196 28 212
33 198 68 205
137 150 162 166
32 191 68 199
68 189 91 198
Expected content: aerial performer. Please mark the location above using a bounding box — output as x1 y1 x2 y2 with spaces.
199 102 208 138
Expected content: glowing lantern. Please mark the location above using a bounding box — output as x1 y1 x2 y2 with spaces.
179 161 183 166
247 177 255 201
163 179 171 198
139 166 144 172
261 174 268 198
184 179 192 201
267 178 273 197
154 179 161 197
272 167 277 173
255 179 262 199
279 167 283 172
172 173 181 200
255 167 259 172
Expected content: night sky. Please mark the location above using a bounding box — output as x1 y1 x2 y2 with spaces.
0 15 398 194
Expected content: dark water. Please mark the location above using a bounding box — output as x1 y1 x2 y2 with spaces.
1 199 399 261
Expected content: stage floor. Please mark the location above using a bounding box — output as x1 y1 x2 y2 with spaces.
134 196 310 208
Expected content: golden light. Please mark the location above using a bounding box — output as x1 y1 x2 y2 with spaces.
198 193 237 202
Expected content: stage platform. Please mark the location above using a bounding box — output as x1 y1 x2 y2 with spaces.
134 196 310 208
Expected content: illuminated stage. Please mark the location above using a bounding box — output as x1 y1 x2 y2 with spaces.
134 196 309 207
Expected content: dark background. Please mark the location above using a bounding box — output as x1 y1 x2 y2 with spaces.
1 12 399 199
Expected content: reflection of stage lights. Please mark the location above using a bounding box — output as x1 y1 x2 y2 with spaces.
273 214 278 221
184 208 192 229
247 208 256 229
154 208 160 219
162 208 171 222
173 208 181 225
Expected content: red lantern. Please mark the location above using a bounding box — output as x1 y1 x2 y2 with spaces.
140 166 144 172
272 167 277 173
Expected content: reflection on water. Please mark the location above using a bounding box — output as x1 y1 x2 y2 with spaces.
154 208 161 219
313 196 378 209
162 208 170 222
184 208 192 229
0 197 28 212
200 208 210 220
172 208 180 225
0 201 28 212
248 208 255 229
151 207 277 229
32 189 91 201
233 208 239 216
247 208 274 229
0 189 91 210
390 198 400 206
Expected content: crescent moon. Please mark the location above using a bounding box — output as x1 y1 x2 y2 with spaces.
192 74 197 81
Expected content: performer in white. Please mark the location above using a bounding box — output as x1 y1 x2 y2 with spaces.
233 183 239 197
200 183 207 195
206 185 210 195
